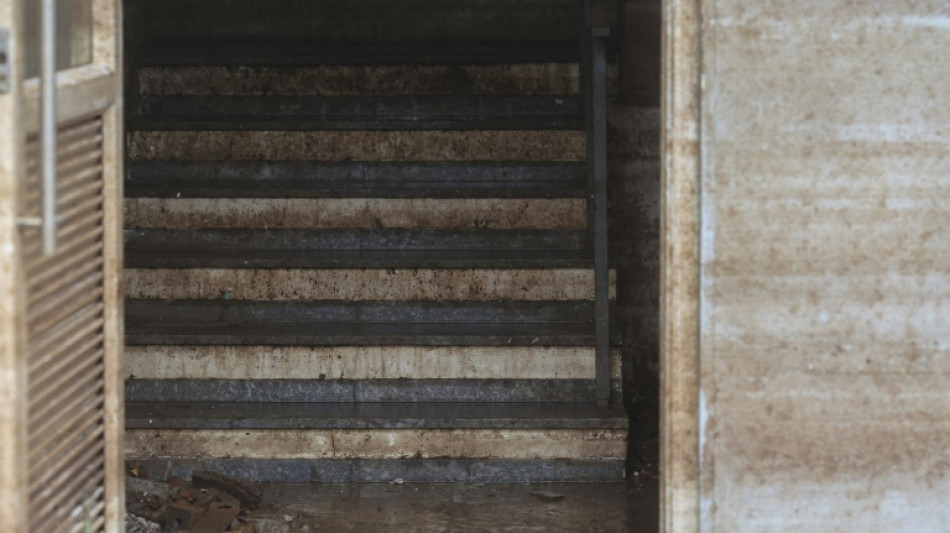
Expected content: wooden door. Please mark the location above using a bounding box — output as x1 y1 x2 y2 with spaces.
0 0 123 531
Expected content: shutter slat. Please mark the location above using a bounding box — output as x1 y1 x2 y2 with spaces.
28 353 104 427
28 391 104 462
28 335 103 400
24 225 104 273
27 279 104 336
22 115 110 528
27 307 104 371
22 210 104 260
29 426 105 496
31 461 105 533
28 254 104 305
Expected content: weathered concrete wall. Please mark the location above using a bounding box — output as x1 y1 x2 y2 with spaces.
697 2 950 530
611 0 661 468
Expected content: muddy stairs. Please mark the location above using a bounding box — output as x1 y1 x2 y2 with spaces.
123 8 622 482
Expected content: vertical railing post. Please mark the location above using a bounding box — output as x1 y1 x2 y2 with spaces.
581 0 611 405
590 30 610 405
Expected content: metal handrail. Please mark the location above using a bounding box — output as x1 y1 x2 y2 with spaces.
580 0 611 404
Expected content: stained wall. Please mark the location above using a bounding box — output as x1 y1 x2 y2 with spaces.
696 2 950 529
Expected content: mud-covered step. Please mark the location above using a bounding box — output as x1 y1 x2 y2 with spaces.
125 269 615 301
126 426 624 465
126 402 628 430
128 130 586 162
129 95 583 131
139 40 581 66
125 161 588 199
137 64 584 97
125 345 623 381
124 198 586 230
125 299 619 346
126 458 625 484
125 379 624 403
125 228 593 268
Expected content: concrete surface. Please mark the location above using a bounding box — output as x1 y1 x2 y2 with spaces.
669 0 950 530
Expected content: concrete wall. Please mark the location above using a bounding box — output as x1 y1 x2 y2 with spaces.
611 0 661 467
694 1 950 530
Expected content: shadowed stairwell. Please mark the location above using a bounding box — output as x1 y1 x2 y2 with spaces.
122 0 626 485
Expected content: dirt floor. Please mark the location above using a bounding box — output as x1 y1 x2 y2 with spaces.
236 480 658 532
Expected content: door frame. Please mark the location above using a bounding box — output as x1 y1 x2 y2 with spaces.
659 0 701 531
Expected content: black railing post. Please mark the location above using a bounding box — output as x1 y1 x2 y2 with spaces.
580 0 611 405
590 30 610 406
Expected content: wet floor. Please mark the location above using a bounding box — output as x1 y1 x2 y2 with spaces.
240 480 658 532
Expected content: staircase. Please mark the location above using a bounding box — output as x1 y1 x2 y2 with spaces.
123 3 623 483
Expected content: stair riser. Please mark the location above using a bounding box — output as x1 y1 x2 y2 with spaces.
126 429 626 460
141 0 581 44
124 161 589 199
125 379 624 403
128 131 585 162
126 269 616 301
124 228 595 268
124 198 586 229
126 458 625 483
136 95 583 119
126 346 623 380
139 65 585 96
125 402 629 430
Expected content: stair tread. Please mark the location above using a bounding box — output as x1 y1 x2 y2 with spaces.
126 401 628 429
125 161 588 199
126 379 624 403
130 95 584 131
126 299 619 346
139 40 581 66
124 458 625 483
125 228 593 268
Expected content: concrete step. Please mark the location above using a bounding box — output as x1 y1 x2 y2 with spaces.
125 299 620 346
126 402 627 430
126 458 625 483
130 95 584 131
125 346 623 381
137 64 585 97
125 228 594 268
125 426 624 464
123 198 586 230
128 130 585 162
139 40 582 67
125 379 623 403
124 268 615 301
125 161 588 199
125 404 627 481
135 0 583 46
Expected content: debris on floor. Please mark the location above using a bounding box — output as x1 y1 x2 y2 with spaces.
529 490 566 502
126 470 263 532
126 474 658 532
125 514 162 533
